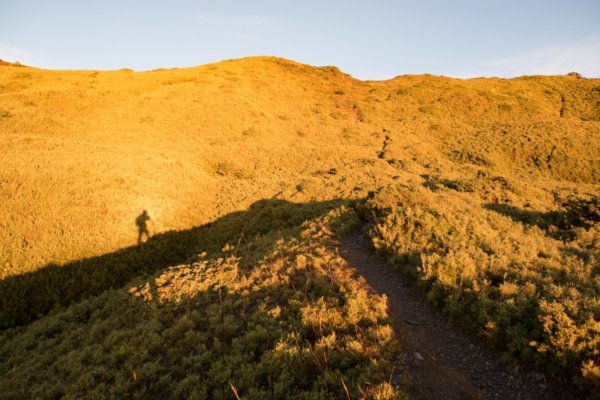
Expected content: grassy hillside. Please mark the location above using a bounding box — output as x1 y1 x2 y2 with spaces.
1 57 598 278
1 56 599 396
0 202 401 399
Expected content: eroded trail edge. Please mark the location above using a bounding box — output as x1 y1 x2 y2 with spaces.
339 224 573 400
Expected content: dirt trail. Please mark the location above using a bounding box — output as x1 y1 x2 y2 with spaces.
339 224 574 400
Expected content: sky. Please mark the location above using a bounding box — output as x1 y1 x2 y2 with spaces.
1 0 599 79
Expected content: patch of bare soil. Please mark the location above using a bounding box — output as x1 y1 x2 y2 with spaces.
339 224 575 400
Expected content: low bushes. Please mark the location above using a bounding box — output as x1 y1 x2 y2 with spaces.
362 184 600 396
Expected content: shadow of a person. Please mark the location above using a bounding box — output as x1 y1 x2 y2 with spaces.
135 210 151 245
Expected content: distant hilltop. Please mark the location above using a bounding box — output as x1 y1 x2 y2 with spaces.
0 55 592 80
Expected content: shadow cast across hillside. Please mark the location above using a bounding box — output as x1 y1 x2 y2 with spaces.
484 201 600 270
485 198 599 234
483 203 576 241
484 203 565 230
0 197 398 399
0 198 347 329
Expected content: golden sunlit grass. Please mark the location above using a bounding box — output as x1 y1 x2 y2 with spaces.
0 57 395 277
0 56 599 396
1 57 598 277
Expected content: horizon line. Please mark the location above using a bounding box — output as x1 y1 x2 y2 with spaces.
0 55 596 82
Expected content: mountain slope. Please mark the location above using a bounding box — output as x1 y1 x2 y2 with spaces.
1 56 598 277
0 202 401 399
0 57 599 396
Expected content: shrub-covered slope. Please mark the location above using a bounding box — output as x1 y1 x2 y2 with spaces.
361 183 599 395
0 201 402 399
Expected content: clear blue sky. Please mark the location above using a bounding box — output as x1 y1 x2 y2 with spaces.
1 0 599 79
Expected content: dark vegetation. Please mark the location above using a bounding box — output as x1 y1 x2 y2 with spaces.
0 200 348 329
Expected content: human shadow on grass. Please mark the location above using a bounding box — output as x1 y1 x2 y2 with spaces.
135 209 152 245
0 198 346 330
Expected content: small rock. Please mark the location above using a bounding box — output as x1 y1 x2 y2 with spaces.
531 372 545 382
399 353 408 364
413 352 424 361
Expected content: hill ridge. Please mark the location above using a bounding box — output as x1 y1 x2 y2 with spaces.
3 55 596 81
